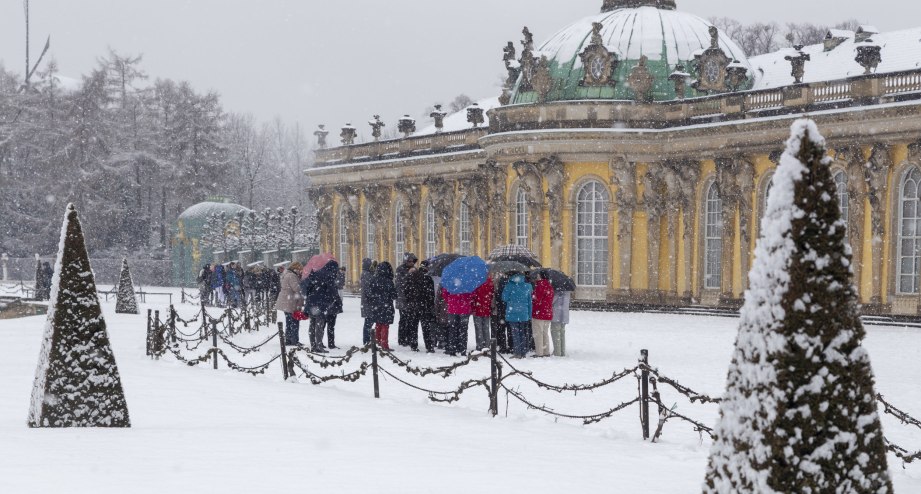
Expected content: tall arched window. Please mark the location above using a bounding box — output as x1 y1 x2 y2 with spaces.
338 208 349 269
426 202 437 258
834 171 849 237
459 202 472 256
394 202 405 265
576 181 610 287
515 188 529 247
704 182 723 290
366 209 376 260
898 168 921 294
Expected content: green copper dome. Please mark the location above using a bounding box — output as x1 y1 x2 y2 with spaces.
510 5 751 104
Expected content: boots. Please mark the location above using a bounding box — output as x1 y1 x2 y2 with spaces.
551 328 566 357
376 324 392 351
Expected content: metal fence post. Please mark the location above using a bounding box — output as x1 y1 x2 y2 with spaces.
489 338 499 417
145 309 152 356
370 331 380 399
168 305 177 344
277 322 290 381
212 320 219 370
640 349 650 440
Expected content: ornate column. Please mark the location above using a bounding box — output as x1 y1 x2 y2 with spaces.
394 183 422 255
735 159 755 293
866 144 891 306
715 158 740 301
362 185 392 260
481 161 508 250
664 160 701 299
460 174 490 257
834 147 868 291
334 187 360 280
611 159 636 293
312 188 334 255
643 163 667 296
424 177 456 253
538 156 565 269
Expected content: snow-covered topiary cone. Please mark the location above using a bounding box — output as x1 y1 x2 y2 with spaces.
28 204 130 428
115 257 139 315
703 120 891 493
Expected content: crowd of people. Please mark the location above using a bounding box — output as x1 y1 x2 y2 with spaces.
197 262 281 309
274 252 572 359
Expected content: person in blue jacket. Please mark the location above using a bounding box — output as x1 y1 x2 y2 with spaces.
502 272 534 359
211 264 226 307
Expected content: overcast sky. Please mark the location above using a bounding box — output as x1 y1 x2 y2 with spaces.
0 0 913 141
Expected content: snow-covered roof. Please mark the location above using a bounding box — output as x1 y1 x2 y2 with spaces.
417 96 501 136
749 27 921 90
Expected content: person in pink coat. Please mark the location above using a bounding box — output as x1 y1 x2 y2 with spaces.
441 288 473 356
531 270 555 357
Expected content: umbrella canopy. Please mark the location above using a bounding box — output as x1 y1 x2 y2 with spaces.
441 256 489 295
492 253 542 268
536 269 576 292
303 253 338 279
426 253 463 277
488 244 539 261
488 260 528 275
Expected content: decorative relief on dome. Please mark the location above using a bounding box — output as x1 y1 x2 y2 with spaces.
627 55 655 102
532 56 554 103
691 26 732 94
579 22 620 87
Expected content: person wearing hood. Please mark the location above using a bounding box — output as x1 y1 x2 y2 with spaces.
275 262 305 346
301 260 340 353
394 252 418 347
551 288 572 357
531 270 555 358
403 262 437 352
198 264 212 306
211 264 226 307
502 272 533 358
367 261 397 350
441 287 473 356
360 259 376 345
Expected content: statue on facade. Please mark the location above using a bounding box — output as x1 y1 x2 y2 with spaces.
628 55 655 102
503 42 521 88
313 125 329 149
784 46 811 84
368 115 385 141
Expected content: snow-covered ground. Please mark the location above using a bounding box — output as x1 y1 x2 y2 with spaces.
1 289 920 493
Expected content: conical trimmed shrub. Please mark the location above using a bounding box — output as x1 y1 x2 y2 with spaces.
115 257 139 315
703 120 891 493
28 204 130 428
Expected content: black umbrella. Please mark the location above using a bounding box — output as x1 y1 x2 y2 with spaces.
533 268 576 292
488 261 528 274
492 254 542 268
426 253 463 277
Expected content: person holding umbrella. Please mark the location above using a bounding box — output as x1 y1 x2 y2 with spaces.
502 271 533 358
395 253 418 348
471 276 494 351
440 256 489 356
276 262 305 346
441 288 473 356
531 270 555 357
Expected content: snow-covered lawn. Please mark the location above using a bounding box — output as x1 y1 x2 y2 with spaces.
1 292 920 493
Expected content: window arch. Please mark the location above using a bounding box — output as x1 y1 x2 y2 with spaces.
365 208 376 260
898 168 921 294
515 187 529 247
833 170 849 237
338 207 349 269
426 202 437 258
394 201 405 265
458 202 472 256
576 181 610 287
704 182 723 290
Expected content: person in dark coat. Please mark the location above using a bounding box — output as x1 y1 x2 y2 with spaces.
268 266 282 323
394 252 418 347
301 260 340 353
367 261 396 351
403 264 437 352
226 262 242 308
197 264 212 306
211 264 226 306
491 273 512 353
360 259 376 345
40 262 53 300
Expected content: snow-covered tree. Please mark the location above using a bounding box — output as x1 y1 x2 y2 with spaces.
115 257 139 314
703 120 891 493
28 204 130 428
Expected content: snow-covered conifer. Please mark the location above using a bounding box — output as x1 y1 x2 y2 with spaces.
115 257 139 315
28 204 130 428
703 120 891 493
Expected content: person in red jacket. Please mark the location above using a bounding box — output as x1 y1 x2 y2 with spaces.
441 288 473 356
531 270 555 357
471 277 495 351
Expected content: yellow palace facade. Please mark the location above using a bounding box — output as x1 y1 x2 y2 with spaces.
306 0 921 315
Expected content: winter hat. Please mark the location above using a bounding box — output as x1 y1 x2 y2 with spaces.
404 253 418 263
289 261 303 273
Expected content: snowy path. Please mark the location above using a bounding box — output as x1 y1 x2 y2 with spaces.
1 295 920 493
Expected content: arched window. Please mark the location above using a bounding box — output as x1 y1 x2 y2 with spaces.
394 202 405 265
898 168 921 294
515 188 529 247
704 182 723 290
426 202 437 258
458 202 472 256
366 209 376 260
338 208 349 269
834 171 849 237
576 181 610 287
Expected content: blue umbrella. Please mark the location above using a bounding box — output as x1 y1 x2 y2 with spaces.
441 256 489 295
